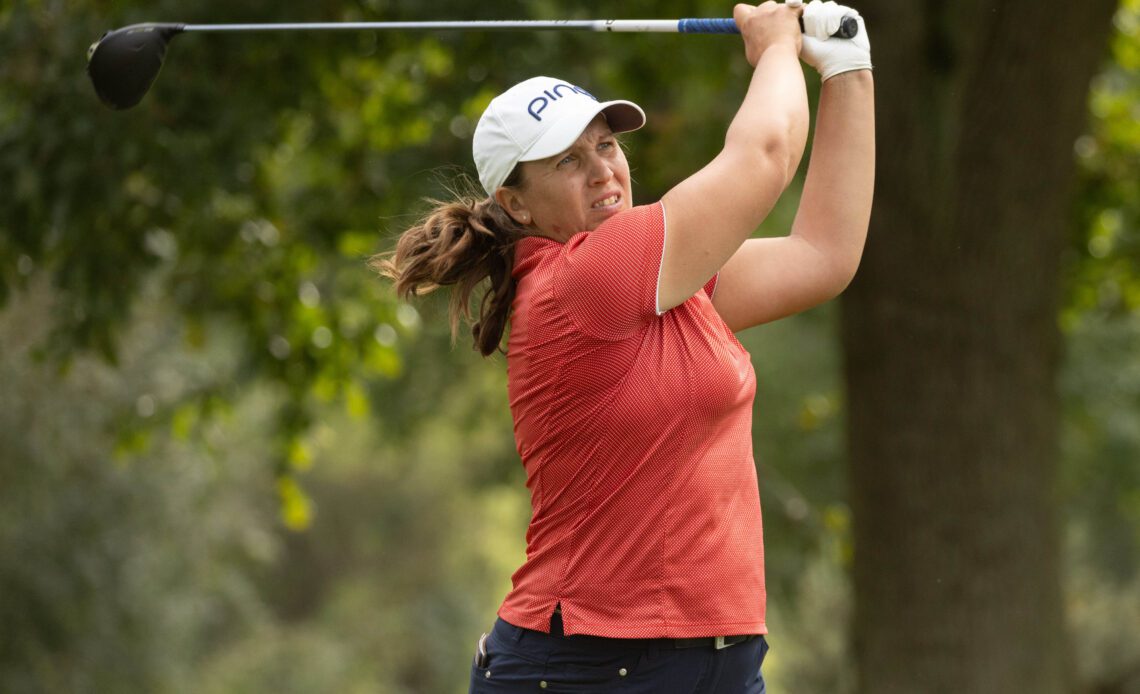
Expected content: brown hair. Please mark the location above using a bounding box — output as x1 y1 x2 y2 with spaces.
371 171 525 357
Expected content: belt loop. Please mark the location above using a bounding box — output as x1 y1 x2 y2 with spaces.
510 624 523 643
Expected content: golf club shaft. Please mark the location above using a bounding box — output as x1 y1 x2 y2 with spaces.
87 16 859 109
182 20 682 32
173 18 855 37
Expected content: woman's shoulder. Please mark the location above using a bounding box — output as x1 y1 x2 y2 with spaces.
513 234 562 280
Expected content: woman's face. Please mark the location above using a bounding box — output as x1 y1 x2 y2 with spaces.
497 116 632 242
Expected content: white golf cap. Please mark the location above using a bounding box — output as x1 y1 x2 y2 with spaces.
473 76 646 195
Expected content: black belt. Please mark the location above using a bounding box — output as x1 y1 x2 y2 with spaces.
671 634 757 650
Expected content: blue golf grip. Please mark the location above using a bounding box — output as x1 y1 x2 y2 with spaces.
678 18 739 34
678 15 859 39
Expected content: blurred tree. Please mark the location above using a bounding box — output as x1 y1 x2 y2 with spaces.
1071 0 1140 321
0 281 280 693
842 1 1120 692
1062 1 1140 690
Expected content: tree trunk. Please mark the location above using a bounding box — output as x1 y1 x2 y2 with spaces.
841 1 1118 692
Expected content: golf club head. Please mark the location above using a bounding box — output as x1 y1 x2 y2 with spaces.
87 23 185 109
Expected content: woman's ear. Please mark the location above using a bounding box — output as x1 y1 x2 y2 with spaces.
495 188 531 227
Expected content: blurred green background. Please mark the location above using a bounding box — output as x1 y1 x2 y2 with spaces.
2 0 1138 692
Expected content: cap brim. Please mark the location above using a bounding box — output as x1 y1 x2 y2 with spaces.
519 99 646 164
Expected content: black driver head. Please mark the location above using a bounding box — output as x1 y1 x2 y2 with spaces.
87 23 185 110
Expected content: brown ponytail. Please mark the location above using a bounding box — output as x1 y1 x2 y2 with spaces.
371 176 524 357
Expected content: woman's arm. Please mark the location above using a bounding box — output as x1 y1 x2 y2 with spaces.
711 68 875 332
657 2 809 313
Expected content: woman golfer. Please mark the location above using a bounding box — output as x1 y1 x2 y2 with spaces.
378 0 872 690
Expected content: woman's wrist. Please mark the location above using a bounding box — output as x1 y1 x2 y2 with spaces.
820 68 874 91
763 39 804 61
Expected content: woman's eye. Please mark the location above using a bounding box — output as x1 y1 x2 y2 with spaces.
598 141 614 151
557 155 574 167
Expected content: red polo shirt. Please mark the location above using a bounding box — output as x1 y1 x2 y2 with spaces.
500 202 765 639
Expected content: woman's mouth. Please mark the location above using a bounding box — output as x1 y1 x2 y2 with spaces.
592 193 621 209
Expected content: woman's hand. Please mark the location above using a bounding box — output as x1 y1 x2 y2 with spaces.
734 1 804 67
800 1 873 81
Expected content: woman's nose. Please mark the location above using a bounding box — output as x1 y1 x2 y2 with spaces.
588 156 615 185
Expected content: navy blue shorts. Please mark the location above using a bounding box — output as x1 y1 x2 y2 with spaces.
468 611 768 693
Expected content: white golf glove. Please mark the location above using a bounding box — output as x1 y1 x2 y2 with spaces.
799 1 873 81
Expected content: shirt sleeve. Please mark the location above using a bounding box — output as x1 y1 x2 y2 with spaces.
552 203 666 341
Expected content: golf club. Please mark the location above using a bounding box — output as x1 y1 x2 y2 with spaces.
87 16 859 110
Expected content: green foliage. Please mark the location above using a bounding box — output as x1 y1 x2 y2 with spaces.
1062 1 1140 689
1069 0 1140 319
0 284 278 693
1062 328 1140 691
1065 0 1140 590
